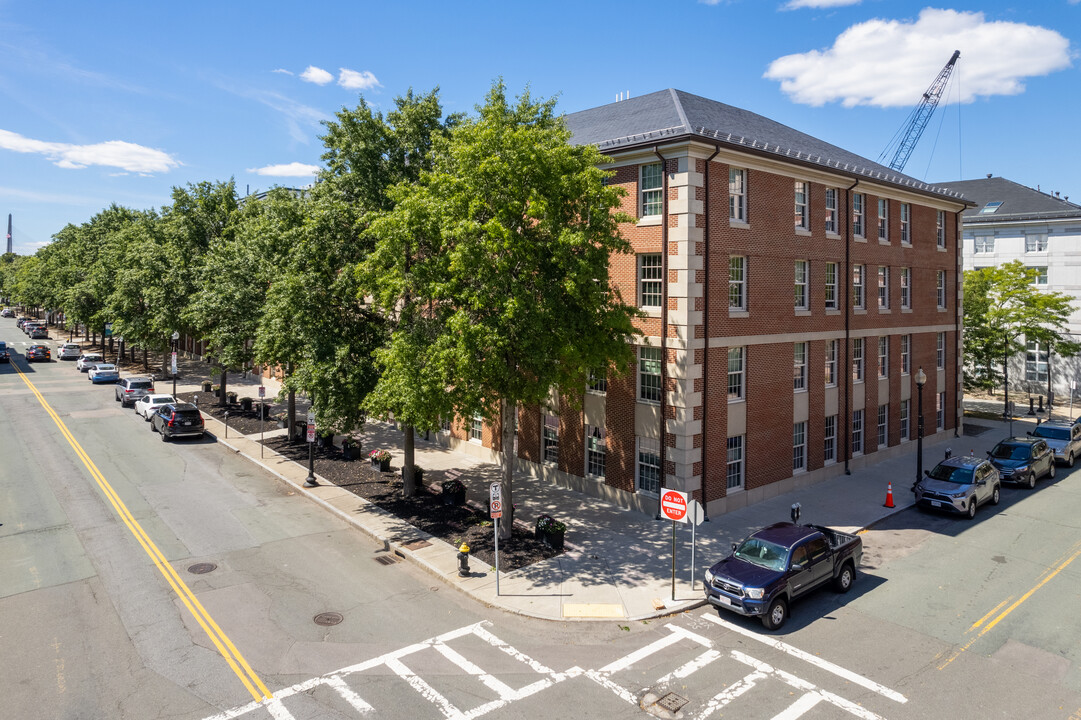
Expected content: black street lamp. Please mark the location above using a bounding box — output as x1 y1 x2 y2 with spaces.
171 331 179 399
304 409 318 487
915 366 927 487
1002 331 1011 421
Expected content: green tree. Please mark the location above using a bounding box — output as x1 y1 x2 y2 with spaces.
369 81 641 537
963 261 1079 393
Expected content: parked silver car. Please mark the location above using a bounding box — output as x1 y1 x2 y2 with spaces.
58 342 82 360
115 376 155 407
914 456 1001 519
1029 421 1081 467
76 353 104 371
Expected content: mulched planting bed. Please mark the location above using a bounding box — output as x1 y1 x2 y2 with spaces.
176 391 278 436
261 435 562 571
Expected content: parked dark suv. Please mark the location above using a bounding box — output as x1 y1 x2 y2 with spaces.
150 403 205 441
987 437 1055 488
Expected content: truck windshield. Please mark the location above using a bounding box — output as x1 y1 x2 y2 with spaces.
734 537 789 572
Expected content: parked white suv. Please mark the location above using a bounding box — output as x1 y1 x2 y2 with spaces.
58 343 82 360
76 353 104 372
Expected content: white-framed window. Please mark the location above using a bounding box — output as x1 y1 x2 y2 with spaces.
441 417 451 434
637 436 661 495
585 424 606 478
588 369 607 394
853 264 865 309
853 193 865 237
877 266 889 310
900 267 911 309
639 346 662 403
878 336 888 378
823 415 837 464
936 210 946 248
877 404 888 447
1031 266 1049 286
1026 340 1049 382
471 414 484 442
825 262 838 310
728 347 745 401
974 236 994 254
901 334 911 375
729 256 746 310
793 421 807 471
852 337 864 382
794 181 808 230
726 436 744 490
937 332 946 369
794 260 808 310
937 270 947 308
852 409 864 455
638 254 662 308
729 168 746 222
900 399 910 441
900 203 910 244
1026 233 1048 253
542 414 559 463
936 392 945 431
825 188 838 234
793 342 807 392
640 163 663 217
825 339 837 387
877 198 889 241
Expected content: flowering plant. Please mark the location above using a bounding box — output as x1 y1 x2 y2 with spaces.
368 449 392 462
442 479 466 494
535 514 566 533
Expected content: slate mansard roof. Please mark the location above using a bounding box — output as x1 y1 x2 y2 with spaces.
562 89 968 204
932 176 1081 224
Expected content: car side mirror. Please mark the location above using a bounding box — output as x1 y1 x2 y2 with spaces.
977 479 986 486
791 562 805 572
924 470 930 477
1026 431 1033 437
731 542 739 554
985 450 992 456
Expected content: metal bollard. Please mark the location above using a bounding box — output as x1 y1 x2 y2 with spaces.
1038 396 1045 413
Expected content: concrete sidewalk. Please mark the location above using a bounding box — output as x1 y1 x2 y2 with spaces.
161 356 1023 622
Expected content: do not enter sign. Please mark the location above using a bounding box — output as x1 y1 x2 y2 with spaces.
660 489 688 523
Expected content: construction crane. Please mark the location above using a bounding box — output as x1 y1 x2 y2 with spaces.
878 50 960 173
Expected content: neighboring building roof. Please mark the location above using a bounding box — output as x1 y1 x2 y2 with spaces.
933 176 1081 223
562 88 968 203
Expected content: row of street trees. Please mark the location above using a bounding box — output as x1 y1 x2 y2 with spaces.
0 82 642 538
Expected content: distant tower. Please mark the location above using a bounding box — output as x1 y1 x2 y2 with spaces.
5 214 10 254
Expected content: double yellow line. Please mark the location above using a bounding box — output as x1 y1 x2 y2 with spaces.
12 362 272 703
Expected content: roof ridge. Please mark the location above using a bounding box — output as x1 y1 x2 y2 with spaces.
669 89 691 134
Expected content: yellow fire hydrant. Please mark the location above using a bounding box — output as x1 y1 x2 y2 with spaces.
457 542 470 577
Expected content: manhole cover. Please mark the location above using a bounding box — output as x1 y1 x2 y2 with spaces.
656 693 689 713
187 563 217 574
374 555 399 566
314 612 343 626
402 539 431 551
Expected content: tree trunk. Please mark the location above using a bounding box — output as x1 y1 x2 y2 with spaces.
402 426 416 497
498 398 515 541
218 368 227 406
287 376 296 443
143 348 149 371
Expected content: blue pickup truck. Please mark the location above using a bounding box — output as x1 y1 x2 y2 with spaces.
704 520 862 630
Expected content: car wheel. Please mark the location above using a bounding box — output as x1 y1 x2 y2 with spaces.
1049 463 1056 480
834 562 855 593
1027 472 1037 489
967 498 978 519
992 485 1001 505
1069 453 1076 469
160 426 169 442
761 597 788 631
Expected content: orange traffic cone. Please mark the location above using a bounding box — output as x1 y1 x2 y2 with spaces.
883 482 895 508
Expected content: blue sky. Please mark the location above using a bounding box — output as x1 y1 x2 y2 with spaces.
1 0 1077 254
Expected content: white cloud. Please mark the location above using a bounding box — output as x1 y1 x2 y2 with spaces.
338 68 381 91
0 129 180 173
300 65 333 85
764 8 1073 107
272 68 294 75
784 0 860 8
247 162 321 177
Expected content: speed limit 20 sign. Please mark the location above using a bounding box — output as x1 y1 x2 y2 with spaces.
660 489 688 523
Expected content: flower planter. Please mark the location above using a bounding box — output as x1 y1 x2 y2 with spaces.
536 527 565 551
378 459 391 472
201 381 212 392
239 397 253 412
226 391 238 404
442 488 466 506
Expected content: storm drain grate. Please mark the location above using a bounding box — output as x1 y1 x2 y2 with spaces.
374 555 400 566
656 693 689 713
187 563 217 575
313 612 343 626
401 539 431 551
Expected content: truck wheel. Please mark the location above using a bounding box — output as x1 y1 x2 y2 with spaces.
761 597 787 631
834 562 855 593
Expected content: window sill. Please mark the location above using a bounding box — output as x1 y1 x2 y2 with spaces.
729 220 750 230
854 379 865 385
795 309 811 317
728 398 745 405
878 308 891 314
794 388 808 394
795 228 812 237
469 438 482 445
792 467 807 475
586 390 607 397
641 307 662 318
637 215 661 227
825 308 840 316
937 307 948 312
901 242 912 249
901 308 912 313
878 239 891 246
638 399 661 407
854 237 867 244
826 232 842 240
854 308 867 315
729 310 749 319
937 246 948 252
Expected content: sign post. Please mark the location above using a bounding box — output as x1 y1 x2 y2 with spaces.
661 488 689 600
304 409 317 487
688 499 706 590
258 385 266 458
170 331 180 397
490 482 502 595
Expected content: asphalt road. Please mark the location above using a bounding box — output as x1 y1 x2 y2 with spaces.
3 321 1081 720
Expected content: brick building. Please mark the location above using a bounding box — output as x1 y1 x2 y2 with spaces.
436 89 970 518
